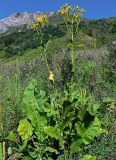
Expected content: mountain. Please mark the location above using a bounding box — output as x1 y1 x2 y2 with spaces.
0 11 56 33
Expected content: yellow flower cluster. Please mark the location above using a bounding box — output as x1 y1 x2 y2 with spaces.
49 71 54 83
30 23 38 30
28 15 48 31
75 13 81 19
36 15 48 24
58 4 86 19
58 4 72 15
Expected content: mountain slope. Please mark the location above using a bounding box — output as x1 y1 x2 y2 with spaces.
0 11 58 33
0 12 115 59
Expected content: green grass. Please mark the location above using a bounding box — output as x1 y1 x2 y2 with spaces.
0 50 6 59
0 32 94 64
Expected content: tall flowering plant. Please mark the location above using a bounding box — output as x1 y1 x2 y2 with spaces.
59 4 86 82
29 15 54 83
5 3 106 160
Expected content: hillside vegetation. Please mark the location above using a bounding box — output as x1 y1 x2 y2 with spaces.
0 17 116 58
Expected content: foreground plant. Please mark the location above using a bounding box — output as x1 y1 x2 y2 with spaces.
6 80 106 160
4 3 108 160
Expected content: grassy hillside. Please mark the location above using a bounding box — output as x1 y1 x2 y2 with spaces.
0 17 115 58
0 15 116 160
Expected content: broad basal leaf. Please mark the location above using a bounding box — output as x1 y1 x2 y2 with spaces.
44 125 60 139
34 115 47 142
70 139 83 154
22 80 39 127
45 93 59 117
22 80 48 142
44 107 58 117
77 89 89 121
18 119 33 141
37 90 47 113
87 103 100 116
44 125 64 149
44 94 58 117
75 116 104 145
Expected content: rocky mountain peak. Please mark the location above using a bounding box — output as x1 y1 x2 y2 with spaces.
0 11 56 33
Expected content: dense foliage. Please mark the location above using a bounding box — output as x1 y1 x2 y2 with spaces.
5 80 106 159
0 25 64 58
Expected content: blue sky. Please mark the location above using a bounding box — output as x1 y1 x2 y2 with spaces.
0 0 116 19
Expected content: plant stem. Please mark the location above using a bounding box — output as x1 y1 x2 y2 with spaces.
70 18 75 83
44 47 50 73
3 141 6 160
37 28 51 75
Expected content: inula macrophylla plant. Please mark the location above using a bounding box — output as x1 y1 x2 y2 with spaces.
28 15 54 84
5 3 107 160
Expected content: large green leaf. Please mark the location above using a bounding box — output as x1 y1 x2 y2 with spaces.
37 90 47 113
44 106 58 117
75 117 104 145
44 125 61 139
22 80 39 127
22 80 48 142
34 115 47 141
44 125 64 149
68 83 79 103
18 118 33 141
87 103 100 116
79 155 96 160
44 94 58 117
70 139 83 154
77 89 89 121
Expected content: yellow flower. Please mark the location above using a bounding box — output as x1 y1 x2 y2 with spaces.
36 15 48 24
67 5 72 10
75 13 81 19
49 71 54 83
31 23 38 30
58 9 68 15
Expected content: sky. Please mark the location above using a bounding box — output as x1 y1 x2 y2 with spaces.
0 0 116 20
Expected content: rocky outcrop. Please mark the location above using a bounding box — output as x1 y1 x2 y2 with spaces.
0 11 56 33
